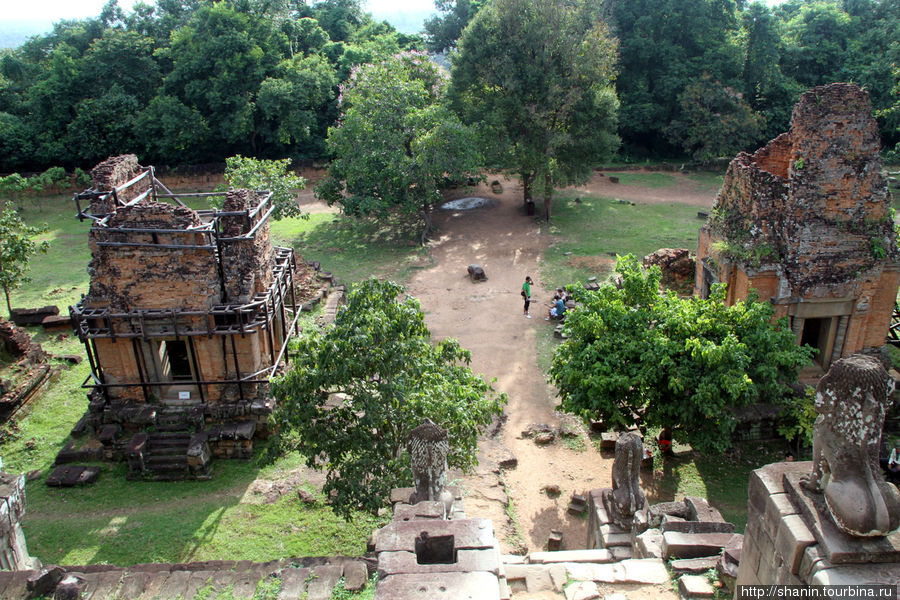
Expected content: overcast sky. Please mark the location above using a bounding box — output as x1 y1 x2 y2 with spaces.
1 0 438 27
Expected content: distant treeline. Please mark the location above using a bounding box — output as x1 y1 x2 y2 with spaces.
0 0 897 173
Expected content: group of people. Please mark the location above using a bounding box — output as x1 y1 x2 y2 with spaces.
520 276 568 321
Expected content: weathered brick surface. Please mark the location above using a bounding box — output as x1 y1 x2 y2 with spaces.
695 83 899 363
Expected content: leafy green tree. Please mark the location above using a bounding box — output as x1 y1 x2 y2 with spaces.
158 2 284 156
550 255 813 453
223 155 306 220
449 0 619 220
608 0 743 155
0 205 50 315
423 0 483 53
665 74 762 163
317 52 481 242
270 279 506 517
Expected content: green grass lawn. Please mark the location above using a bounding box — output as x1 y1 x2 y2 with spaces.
541 192 708 289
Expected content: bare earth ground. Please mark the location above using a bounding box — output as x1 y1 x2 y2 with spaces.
300 170 717 598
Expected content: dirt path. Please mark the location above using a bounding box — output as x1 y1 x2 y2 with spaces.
406 172 718 556
406 176 604 555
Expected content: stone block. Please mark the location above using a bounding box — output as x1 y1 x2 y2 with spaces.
634 528 664 559
564 558 669 584
810 562 900 586
548 529 563 551
774 513 816 575
670 556 720 575
0 570 36 599
390 488 416 505
378 549 500 577
609 546 633 561
393 501 446 522
343 561 368 591
375 518 496 553
307 564 343 600
662 532 736 559
529 549 613 564
182 570 218 598
747 462 799 517
678 574 715 598
277 568 310 600
564 580 600 600
763 492 798 534
660 520 734 534
374 572 500 600
601 532 631 548
685 497 724 522
798 545 828 581
548 564 566 592
156 570 192 599
648 501 689 527
632 508 649 536
599 432 618 449
525 565 553 592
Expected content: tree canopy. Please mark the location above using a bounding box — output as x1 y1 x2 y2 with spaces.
449 0 619 220
0 204 50 315
223 155 307 220
0 0 897 172
316 52 481 242
270 279 506 517
550 255 814 453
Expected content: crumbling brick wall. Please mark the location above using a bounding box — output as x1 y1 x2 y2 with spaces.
89 154 151 216
219 189 275 303
695 83 899 362
85 202 222 312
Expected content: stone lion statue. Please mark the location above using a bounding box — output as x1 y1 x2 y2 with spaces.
802 354 900 537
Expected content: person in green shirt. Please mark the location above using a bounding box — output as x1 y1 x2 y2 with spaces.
522 276 533 318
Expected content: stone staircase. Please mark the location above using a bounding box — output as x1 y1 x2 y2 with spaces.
142 432 193 480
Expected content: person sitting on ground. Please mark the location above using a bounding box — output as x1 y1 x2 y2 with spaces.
887 440 900 483
657 428 674 457
556 287 567 303
546 295 566 320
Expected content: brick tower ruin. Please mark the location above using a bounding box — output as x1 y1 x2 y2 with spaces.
695 83 900 369
66 155 302 479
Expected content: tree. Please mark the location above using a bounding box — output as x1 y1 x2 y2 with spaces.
317 52 482 242
665 74 762 163
270 279 506 517
607 0 744 155
223 155 306 220
423 0 483 53
0 205 50 315
449 0 619 220
550 255 813 453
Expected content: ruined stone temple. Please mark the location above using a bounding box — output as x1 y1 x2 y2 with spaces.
695 83 899 369
65 155 301 479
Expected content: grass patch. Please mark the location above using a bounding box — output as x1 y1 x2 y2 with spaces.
4 193 92 313
271 212 431 285
603 172 678 188
541 193 707 289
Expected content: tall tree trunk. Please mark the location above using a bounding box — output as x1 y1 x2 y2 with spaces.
543 171 553 221
521 171 533 205
420 202 433 245
3 285 11 317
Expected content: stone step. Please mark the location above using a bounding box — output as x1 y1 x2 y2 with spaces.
670 556 720 575
527 549 613 564
662 532 737 560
